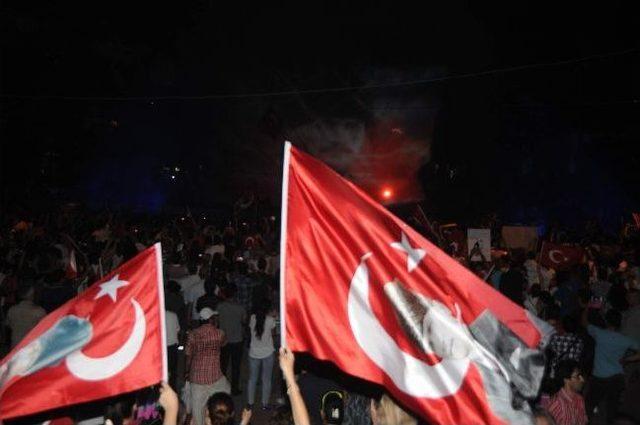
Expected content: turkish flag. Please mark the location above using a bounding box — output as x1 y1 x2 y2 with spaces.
539 242 584 271
0 244 167 420
281 143 550 425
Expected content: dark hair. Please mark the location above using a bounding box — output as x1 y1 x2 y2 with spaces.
258 257 267 271
268 406 293 425
530 284 542 298
17 284 34 301
556 359 580 383
225 283 237 298
207 392 235 425
104 394 137 425
254 300 272 339
561 315 578 334
167 280 180 293
605 309 622 329
237 261 248 275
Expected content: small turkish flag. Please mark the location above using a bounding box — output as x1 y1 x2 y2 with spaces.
280 143 550 425
0 244 167 420
539 242 584 271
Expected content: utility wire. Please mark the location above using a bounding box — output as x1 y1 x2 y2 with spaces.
1 47 637 101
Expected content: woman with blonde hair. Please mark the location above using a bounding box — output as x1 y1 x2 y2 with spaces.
370 394 417 425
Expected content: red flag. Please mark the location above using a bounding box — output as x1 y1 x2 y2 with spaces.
0 244 167 419
280 143 550 425
539 242 584 271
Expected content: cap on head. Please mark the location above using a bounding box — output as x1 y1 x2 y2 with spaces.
200 307 218 320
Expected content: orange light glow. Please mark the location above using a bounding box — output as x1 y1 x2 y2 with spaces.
382 188 393 199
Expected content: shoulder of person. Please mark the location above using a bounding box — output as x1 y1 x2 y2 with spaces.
586 324 602 337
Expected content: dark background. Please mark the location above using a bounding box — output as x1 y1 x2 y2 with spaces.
1 1 638 226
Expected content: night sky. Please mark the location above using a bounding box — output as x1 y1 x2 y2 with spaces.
1 1 638 225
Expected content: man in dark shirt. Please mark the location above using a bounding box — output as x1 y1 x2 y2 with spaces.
164 280 186 328
499 261 526 306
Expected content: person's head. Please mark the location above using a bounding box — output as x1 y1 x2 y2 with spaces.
170 252 182 265
320 391 344 425
257 257 267 272
556 360 585 394
17 284 35 302
167 280 181 294
205 392 235 425
199 307 218 326
370 395 416 425
578 288 591 308
530 284 542 298
533 408 557 425
605 308 622 330
560 315 578 335
104 393 137 425
546 311 561 333
267 406 293 425
211 252 223 266
224 283 237 300
236 260 248 275
499 257 510 272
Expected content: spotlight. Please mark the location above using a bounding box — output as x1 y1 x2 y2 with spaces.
382 188 393 200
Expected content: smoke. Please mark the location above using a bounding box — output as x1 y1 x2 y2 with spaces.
284 68 441 203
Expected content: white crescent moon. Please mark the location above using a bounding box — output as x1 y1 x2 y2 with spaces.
347 258 470 398
548 250 566 264
66 299 146 381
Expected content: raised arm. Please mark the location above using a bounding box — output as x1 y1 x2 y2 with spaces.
279 347 310 425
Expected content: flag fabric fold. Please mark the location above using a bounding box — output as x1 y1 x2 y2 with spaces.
280 142 551 425
0 244 167 420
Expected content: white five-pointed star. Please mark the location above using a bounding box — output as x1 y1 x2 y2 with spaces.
95 274 129 302
391 232 426 272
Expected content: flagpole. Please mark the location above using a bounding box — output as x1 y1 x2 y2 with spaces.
279 141 292 348
154 242 169 382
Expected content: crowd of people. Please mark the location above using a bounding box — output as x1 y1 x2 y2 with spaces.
1 203 640 424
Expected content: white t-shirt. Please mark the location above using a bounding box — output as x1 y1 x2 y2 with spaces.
176 273 203 293
165 310 180 346
184 281 206 320
249 314 276 359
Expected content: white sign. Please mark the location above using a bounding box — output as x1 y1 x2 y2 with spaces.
467 228 491 262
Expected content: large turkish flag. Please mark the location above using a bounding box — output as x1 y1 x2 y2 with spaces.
280 143 550 425
0 244 167 419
